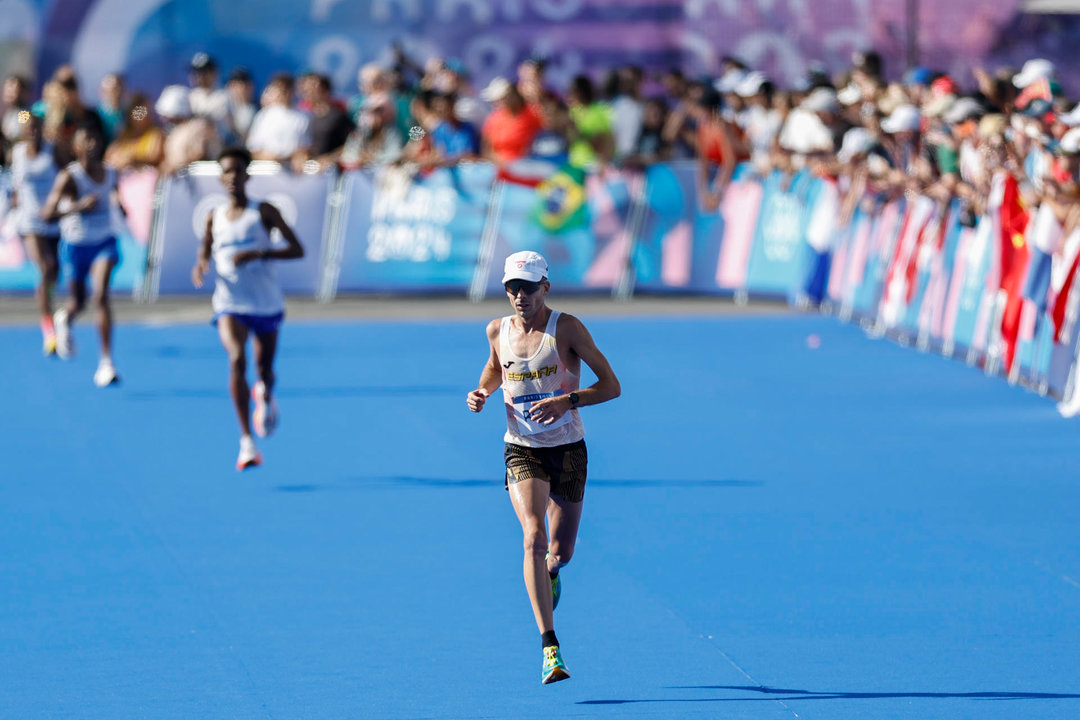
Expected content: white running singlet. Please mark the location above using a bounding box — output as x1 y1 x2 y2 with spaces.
11 143 60 237
59 162 115 245
209 201 285 316
500 310 585 448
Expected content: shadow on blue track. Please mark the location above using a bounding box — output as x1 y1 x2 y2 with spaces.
126 384 461 400
271 477 762 493
580 686 1080 704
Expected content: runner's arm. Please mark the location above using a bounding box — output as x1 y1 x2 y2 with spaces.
40 169 75 222
257 201 304 260
566 316 620 407
192 211 213 288
528 314 620 424
467 319 503 412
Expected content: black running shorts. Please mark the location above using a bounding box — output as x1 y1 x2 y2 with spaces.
504 439 588 503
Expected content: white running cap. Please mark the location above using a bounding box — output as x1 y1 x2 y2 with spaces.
502 251 548 283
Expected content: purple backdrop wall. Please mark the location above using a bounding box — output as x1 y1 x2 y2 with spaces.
9 0 1080 104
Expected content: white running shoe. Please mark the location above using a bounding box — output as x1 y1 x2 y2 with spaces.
251 381 279 438
236 435 262 471
53 308 74 359
1057 396 1080 418
93 358 120 387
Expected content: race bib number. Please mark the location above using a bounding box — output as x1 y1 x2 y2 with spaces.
509 391 571 435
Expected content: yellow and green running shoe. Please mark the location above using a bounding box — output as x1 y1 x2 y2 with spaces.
542 645 570 684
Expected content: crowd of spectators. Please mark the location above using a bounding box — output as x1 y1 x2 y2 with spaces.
2 46 1080 232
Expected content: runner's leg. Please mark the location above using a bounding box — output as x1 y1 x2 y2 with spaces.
26 234 59 321
218 316 252 436
546 494 583 576
252 329 278 399
89 256 116 359
509 477 555 634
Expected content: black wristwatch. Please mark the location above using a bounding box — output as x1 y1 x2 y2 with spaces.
568 392 580 408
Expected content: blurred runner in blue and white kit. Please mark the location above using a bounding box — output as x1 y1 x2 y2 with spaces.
192 147 304 471
41 120 124 386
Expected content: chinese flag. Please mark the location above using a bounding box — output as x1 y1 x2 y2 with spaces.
998 174 1031 373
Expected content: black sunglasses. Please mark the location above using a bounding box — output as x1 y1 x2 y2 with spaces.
505 279 542 295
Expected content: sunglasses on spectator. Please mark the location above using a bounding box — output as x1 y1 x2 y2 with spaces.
505 279 543 294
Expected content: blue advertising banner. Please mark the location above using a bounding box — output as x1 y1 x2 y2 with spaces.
743 169 813 297
950 214 994 352
333 164 493 293
632 162 726 294
151 164 330 297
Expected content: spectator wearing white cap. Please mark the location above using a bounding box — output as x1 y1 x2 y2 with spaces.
881 103 931 185
1013 58 1056 90
156 84 220 175
800 86 850 153
736 72 781 175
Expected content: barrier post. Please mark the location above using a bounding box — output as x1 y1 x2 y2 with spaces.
613 174 649 301
468 181 505 302
317 170 349 303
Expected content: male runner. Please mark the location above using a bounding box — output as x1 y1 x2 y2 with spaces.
466 251 621 684
41 121 123 385
191 147 304 470
11 112 61 354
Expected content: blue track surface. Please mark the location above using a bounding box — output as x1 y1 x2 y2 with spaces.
2 311 1079 719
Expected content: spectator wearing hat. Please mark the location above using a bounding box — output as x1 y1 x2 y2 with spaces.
736 71 781 175
713 65 747 126
156 84 219 175
801 86 851 153
223 67 256 146
901 66 936 108
188 53 229 127
246 74 312 171
481 78 543 165
938 97 987 200
1013 58 1057 112
880 103 923 175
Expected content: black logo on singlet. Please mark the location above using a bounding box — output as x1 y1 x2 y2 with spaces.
503 361 514 368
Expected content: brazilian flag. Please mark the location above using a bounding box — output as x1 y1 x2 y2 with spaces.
532 165 589 233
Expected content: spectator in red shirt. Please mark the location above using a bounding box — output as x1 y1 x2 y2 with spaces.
480 77 542 164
